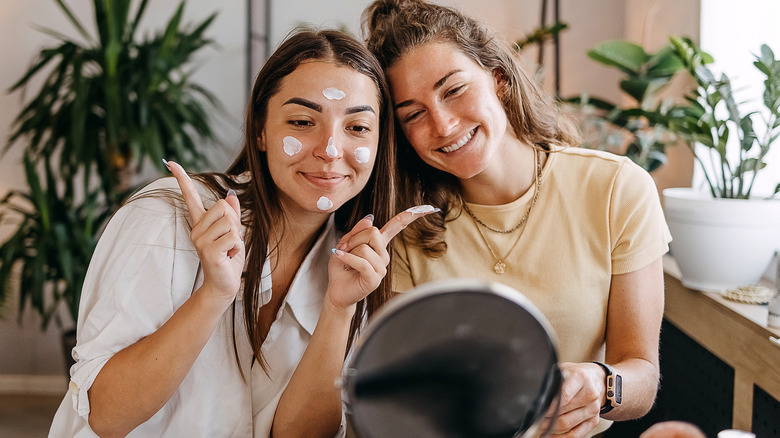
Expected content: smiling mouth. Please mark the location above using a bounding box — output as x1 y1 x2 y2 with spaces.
301 172 347 188
439 127 477 153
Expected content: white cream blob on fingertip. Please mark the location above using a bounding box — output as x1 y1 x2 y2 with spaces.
317 196 334 211
326 137 338 158
322 87 346 100
405 205 441 214
283 136 302 156
354 147 371 164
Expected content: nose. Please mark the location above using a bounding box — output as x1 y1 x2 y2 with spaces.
314 133 342 161
429 105 457 137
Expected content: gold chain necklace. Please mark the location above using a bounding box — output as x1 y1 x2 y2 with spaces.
463 149 542 274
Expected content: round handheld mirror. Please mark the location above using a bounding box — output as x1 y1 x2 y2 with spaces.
344 279 561 438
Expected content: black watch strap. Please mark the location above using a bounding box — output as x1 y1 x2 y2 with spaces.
592 361 622 415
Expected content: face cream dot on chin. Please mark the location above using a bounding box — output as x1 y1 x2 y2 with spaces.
317 196 334 211
322 87 346 100
354 147 371 164
326 137 338 158
283 136 302 156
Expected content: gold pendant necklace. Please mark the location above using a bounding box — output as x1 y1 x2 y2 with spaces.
464 149 542 274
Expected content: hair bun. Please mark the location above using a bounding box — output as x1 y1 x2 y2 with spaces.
363 0 420 36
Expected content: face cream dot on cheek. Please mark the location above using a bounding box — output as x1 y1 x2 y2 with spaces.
322 87 346 100
354 147 371 164
326 137 338 158
317 196 334 211
282 136 302 156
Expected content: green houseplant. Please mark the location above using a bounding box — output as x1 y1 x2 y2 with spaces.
0 0 221 363
570 39 685 172
660 37 780 291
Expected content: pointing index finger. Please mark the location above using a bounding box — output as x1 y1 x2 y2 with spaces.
164 159 206 224
379 205 441 242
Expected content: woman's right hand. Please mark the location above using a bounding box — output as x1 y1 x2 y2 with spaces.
167 160 245 306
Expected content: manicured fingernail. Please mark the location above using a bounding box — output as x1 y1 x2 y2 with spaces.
162 158 170 169
227 189 237 198
331 248 345 256
363 214 374 222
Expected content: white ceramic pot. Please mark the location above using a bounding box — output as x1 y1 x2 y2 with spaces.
663 187 780 292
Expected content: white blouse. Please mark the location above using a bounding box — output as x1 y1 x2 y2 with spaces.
48 178 345 437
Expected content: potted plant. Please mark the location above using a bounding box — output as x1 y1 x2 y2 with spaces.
0 0 221 371
662 36 780 292
569 39 685 173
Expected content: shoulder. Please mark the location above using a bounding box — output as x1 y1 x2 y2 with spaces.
550 146 651 187
551 146 632 170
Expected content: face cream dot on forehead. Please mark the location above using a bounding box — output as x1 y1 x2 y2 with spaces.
406 205 440 214
317 196 334 211
322 87 346 100
282 136 302 156
354 147 371 164
326 137 338 158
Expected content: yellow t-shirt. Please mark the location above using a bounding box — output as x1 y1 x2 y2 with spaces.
393 147 672 435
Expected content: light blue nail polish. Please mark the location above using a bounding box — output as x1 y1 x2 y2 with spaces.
363 213 374 222
227 189 237 198
331 248 338 255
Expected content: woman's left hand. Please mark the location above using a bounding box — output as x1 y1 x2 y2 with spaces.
326 206 438 310
543 361 605 437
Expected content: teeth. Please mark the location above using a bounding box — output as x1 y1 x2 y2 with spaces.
441 129 474 153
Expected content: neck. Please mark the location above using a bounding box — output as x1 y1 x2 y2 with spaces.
460 141 541 205
272 208 330 260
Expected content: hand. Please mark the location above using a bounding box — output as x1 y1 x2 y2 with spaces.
166 160 245 307
326 205 439 310
542 362 604 437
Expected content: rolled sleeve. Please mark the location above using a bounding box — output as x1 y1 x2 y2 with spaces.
65 178 202 419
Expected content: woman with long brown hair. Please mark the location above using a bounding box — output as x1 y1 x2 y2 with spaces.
49 28 433 438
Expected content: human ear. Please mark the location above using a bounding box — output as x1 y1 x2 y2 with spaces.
257 133 267 152
492 68 510 100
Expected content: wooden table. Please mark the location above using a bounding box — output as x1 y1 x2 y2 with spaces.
663 256 780 430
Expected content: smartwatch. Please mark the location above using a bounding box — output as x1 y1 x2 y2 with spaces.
591 361 622 414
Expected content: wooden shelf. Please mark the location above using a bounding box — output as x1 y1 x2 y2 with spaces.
663 256 780 430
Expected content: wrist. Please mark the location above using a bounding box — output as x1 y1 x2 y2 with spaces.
591 361 622 415
192 284 236 314
323 293 358 321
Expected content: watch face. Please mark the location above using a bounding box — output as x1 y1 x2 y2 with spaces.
613 374 622 405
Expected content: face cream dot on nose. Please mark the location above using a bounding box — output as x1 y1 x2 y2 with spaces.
317 196 334 211
326 137 338 158
354 147 371 164
322 87 346 100
283 136 302 156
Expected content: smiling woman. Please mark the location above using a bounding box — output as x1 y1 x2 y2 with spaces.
46 28 437 438
364 0 672 436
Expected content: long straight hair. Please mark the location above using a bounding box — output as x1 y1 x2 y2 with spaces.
198 28 396 373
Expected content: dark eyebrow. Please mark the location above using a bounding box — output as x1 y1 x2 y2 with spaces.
345 105 375 115
283 97 322 112
394 69 461 110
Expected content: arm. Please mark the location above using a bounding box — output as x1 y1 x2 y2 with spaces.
548 257 664 437
87 284 234 437
272 208 438 438
88 162 245 437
